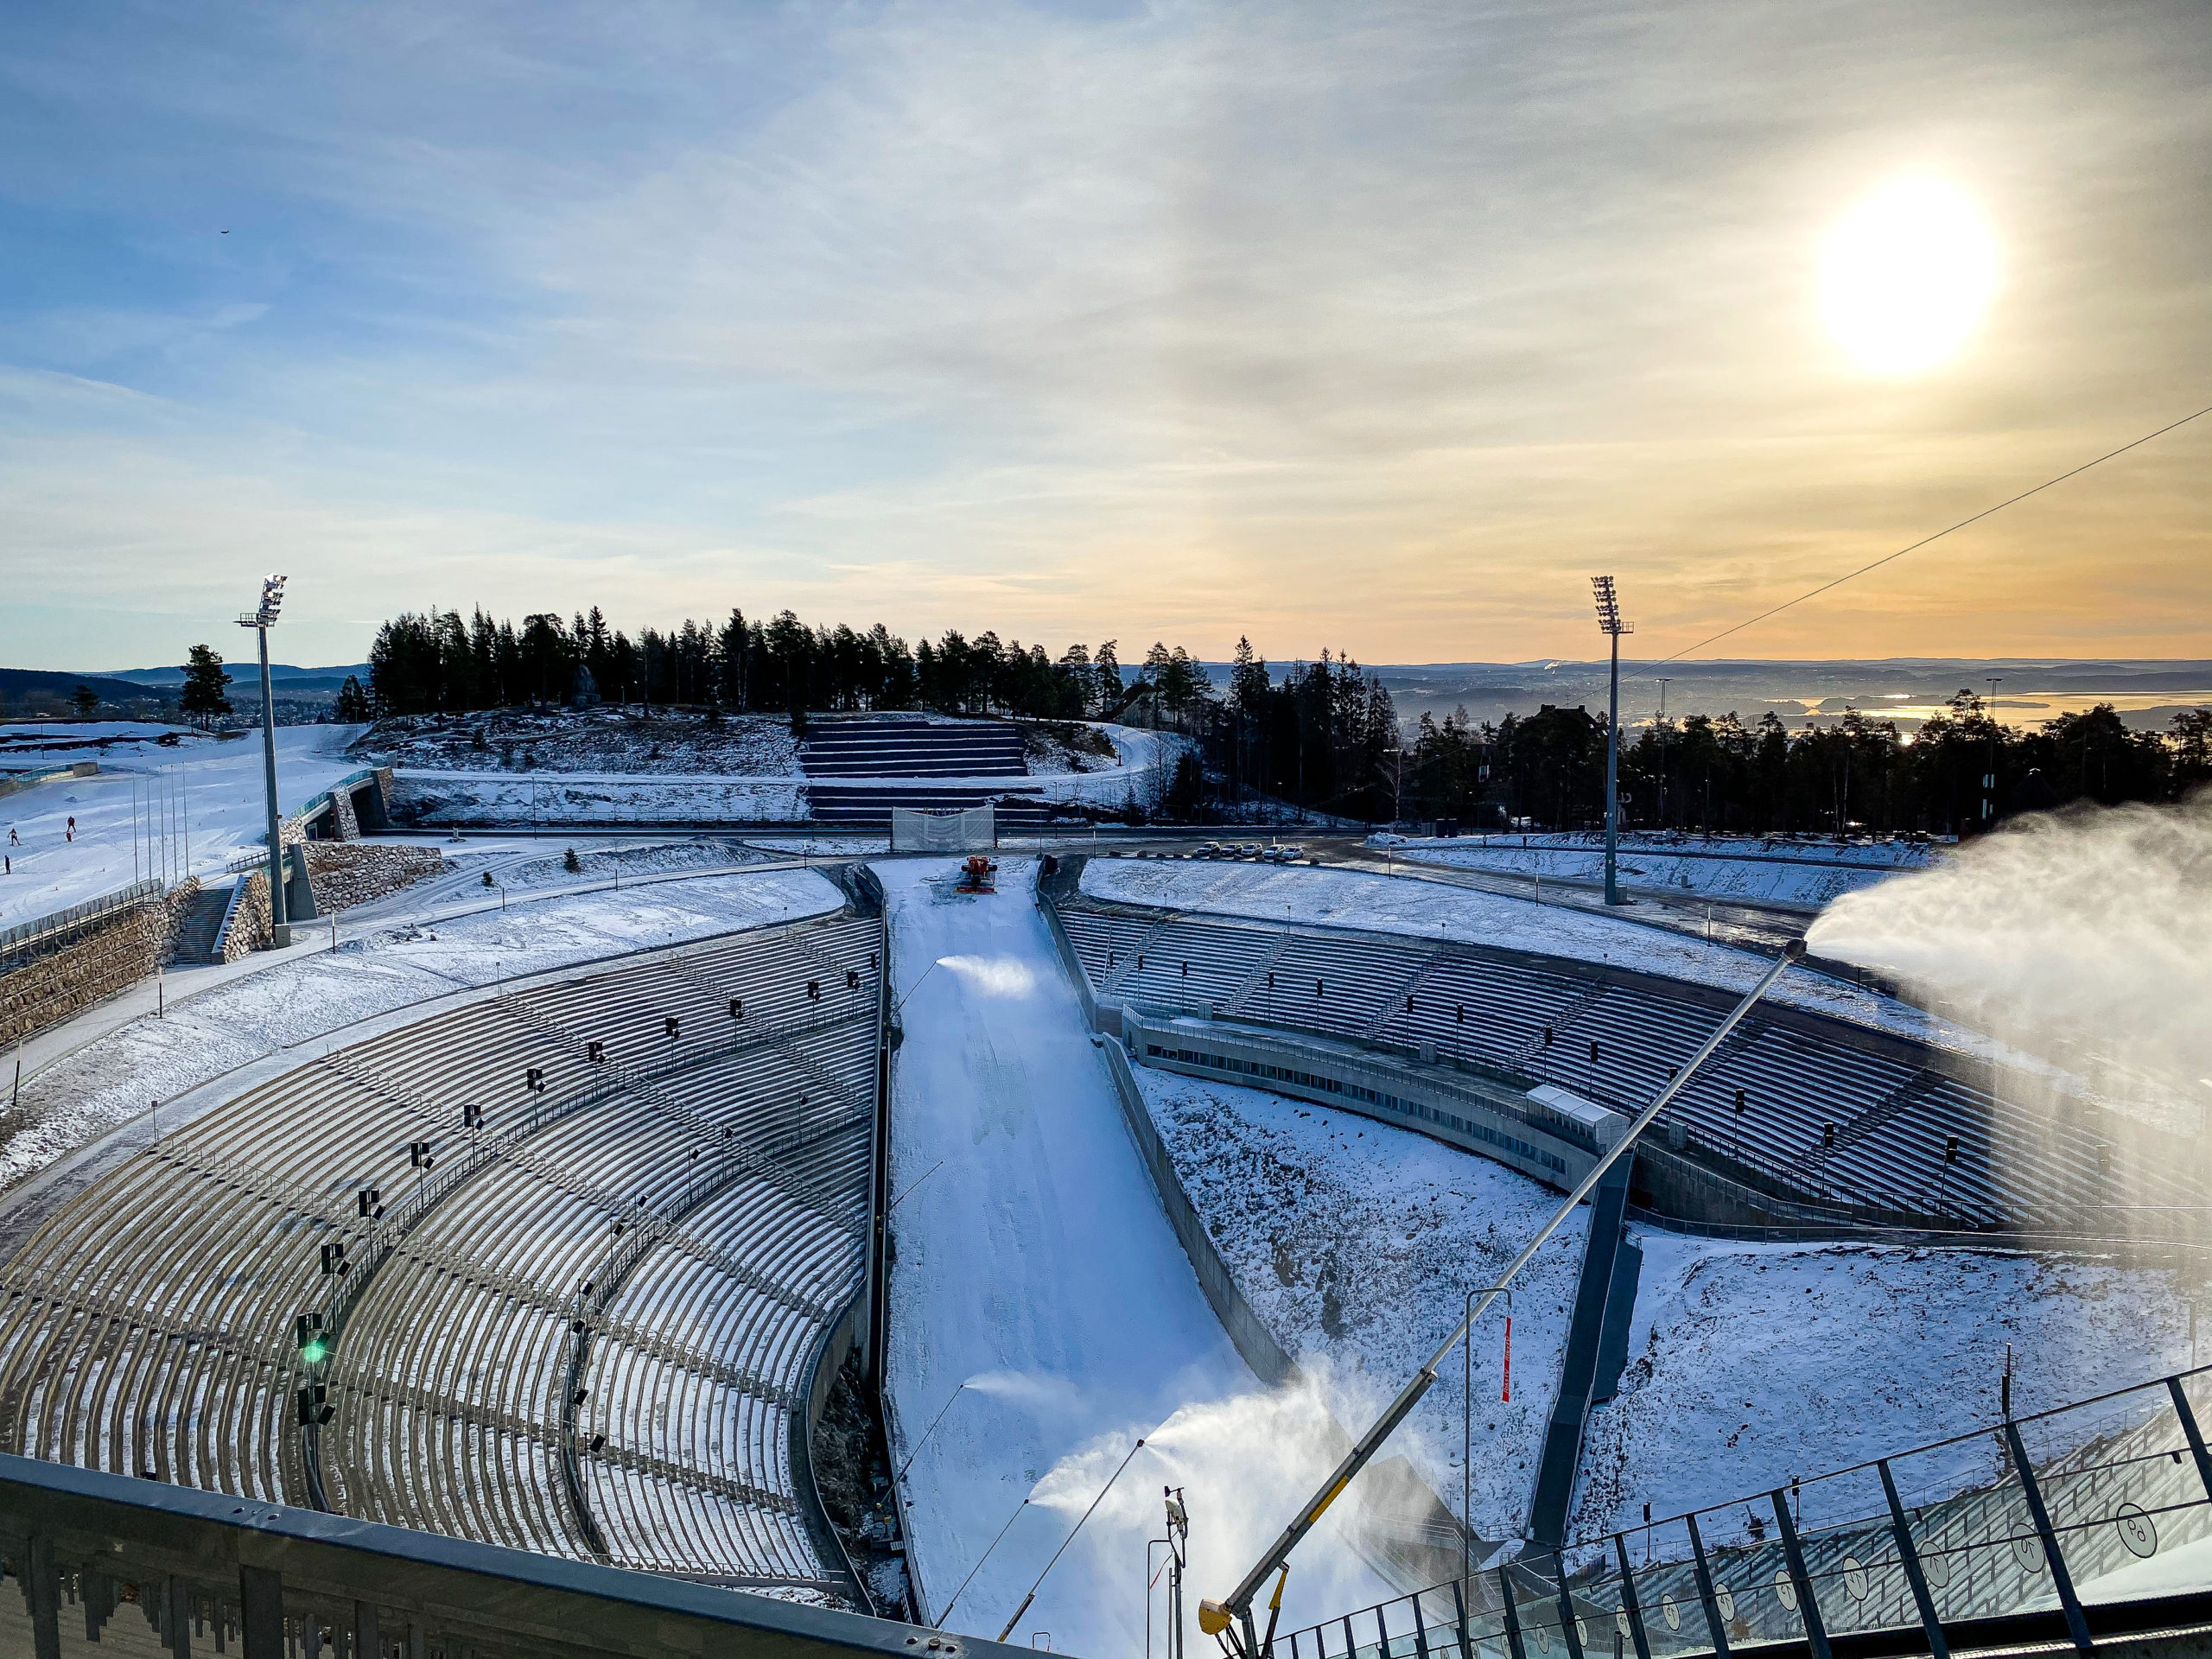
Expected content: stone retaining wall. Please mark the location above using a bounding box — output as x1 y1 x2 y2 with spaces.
221 842 442 958
0 881 199 1046
303 841 440 911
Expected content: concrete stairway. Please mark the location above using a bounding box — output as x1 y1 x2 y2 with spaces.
171 883 233 965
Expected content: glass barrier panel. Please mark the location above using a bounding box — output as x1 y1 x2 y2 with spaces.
2018 1383 2212 1612
1510 1560 1575 1659
1790 1465 1906 1642
1405 1586 1455 1659
1626 1517 1706 1659
2176 1368 2212 1437
1346 1601 1386 1659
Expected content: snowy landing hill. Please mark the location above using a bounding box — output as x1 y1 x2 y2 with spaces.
1135 1065 2191 1553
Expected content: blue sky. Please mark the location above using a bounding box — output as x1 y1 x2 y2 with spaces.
2 1 2207 671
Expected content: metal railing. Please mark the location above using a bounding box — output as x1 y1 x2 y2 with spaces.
0 876 165 959
1281 1363 2212 1659
289 766 380 825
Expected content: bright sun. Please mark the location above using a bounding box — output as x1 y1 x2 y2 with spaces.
1821 177 1997 374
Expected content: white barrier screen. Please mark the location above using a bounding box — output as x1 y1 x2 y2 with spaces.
891 805 995 852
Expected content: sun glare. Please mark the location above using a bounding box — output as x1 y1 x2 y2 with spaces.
1821 177 1997 374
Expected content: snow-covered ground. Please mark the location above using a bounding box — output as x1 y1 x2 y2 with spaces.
1138 1067 1585 1543
0 723 369 928
879 856 1392 1654
1135 1067 2193 1560
386 722 1184 826
0 866 844 1193
354 709 804 775
1 720 200 760
1376 832 1936 909
391 771 809 825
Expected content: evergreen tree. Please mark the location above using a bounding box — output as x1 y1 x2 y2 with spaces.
334 675 372 722
179 644 233 729
1094 640 1122 714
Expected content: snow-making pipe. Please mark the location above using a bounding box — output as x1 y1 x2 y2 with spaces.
1205 937 1808 1656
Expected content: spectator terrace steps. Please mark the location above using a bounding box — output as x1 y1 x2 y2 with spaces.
0 907 883 1598
798 716 1027 779
798 715 1053 829
1057 897 2196 1236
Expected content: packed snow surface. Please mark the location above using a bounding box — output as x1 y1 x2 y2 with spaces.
1138 1067 1585 1542
1379 833 1934 908
877 857 1390 1654
0 867 844 1193
1137 1067 2190 1559
0 724 369 928
1079 858 2017 1063
392 771 808 824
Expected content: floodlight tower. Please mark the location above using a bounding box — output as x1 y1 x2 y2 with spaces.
238 573 289 945
1591 576 1633 905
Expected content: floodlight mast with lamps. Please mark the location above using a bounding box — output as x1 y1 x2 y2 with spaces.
1592 575 1633 906
237 574 289 945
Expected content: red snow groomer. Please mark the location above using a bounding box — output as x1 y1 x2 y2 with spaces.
955 855 998 894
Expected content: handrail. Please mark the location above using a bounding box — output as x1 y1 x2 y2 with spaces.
1282 1359 2212 1659
0 877 166 958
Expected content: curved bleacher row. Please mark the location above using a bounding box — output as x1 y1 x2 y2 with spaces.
1053 896 2203 1234
0 906 884 1599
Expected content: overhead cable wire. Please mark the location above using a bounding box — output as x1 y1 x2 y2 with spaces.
1649 402 2212 668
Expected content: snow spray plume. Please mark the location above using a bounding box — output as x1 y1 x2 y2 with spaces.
937 955 1038 998
1000 1364 1424 1657
1808 794 2212 1206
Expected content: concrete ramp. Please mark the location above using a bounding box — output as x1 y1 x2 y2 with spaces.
1526 1160 1640 1549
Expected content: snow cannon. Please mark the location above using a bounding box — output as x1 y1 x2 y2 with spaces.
955 855 998 894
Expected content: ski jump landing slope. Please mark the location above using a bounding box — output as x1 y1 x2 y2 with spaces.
878 857 1388 1655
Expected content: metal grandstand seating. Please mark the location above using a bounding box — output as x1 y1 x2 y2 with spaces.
798 717 1027 779
0 908 884 1604
1051 895 2202 1236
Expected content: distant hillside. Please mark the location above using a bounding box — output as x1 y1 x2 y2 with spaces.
0 667 164 705
1189 657 2212 733
99 662 371 686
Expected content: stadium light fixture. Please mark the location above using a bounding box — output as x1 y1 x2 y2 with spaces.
237 573 291 945
1591 576 1634 905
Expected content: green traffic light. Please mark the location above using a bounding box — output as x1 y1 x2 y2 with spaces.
302 1338 328 1363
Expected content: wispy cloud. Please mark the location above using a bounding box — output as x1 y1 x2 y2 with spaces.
0 0 2205 669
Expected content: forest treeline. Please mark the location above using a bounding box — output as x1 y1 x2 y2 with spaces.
360 605 2212 834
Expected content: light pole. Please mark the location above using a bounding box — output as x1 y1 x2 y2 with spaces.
1984 676 2003 827
238 573 290 945
1591 576 1633 905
